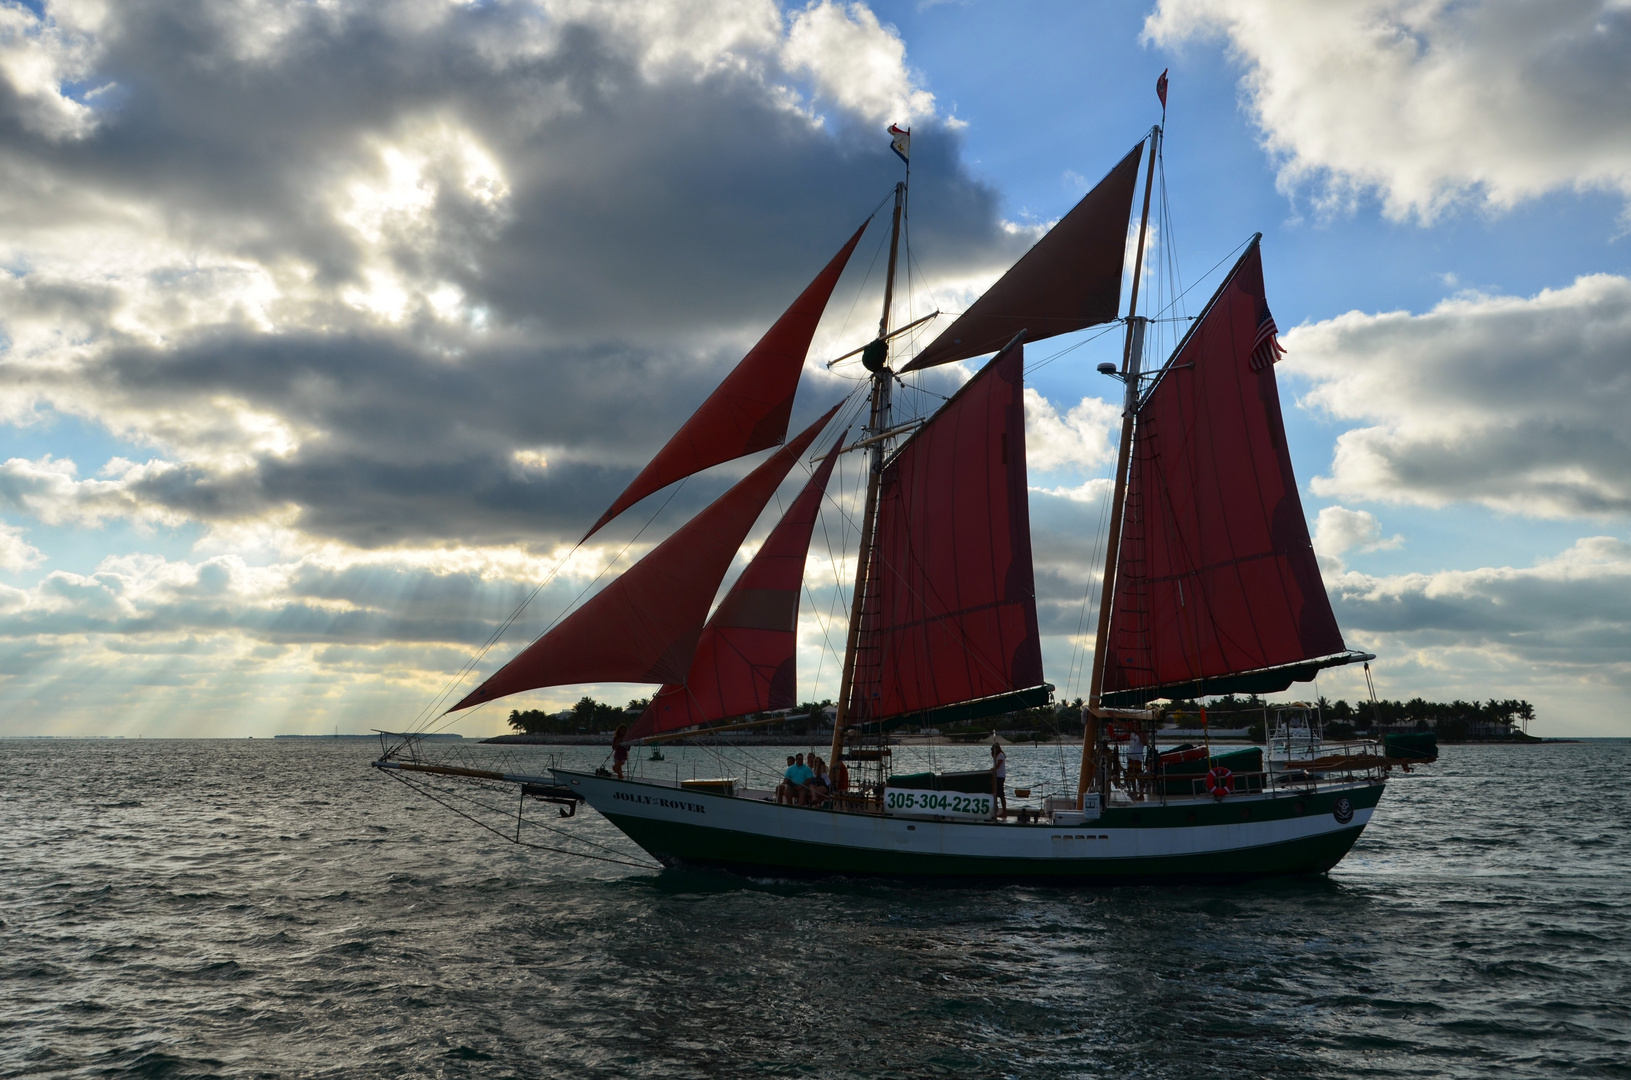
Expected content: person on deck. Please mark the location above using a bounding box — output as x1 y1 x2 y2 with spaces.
611 724 630 781
776 755 798 804
830 755 849 796
1125 727 1145 799
787 752 815 806
809 757 831 806
1106 724 1125 787
991 743 1007 816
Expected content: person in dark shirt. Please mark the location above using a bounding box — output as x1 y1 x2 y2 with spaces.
611 724 630 780
808 756 831 806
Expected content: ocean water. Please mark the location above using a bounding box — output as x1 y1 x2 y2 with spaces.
2 737 1628 1080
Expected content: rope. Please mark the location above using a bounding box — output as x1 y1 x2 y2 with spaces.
386 771 661 871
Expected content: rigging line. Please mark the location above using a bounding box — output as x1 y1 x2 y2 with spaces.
396 765 656 862
1065 477 1114 700
833 192 899 351
386 772 661 870
901 241 945 330
808 454 856 701
406 479 693 741
402 545 582 734
1144 234 1248 327
1023 322 1124 376
804 578 844 688
1072 468 1116 702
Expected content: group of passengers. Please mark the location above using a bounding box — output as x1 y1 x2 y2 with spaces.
776 752 848 806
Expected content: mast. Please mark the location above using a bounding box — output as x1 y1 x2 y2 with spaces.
831 180 905 769
1079 124 1161 803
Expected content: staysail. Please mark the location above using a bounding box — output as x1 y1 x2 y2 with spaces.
1099 240 1367 707
846 338 1046 727
450 405 842 712
629 427 846 739
584 221 869 539
900 144 1144 373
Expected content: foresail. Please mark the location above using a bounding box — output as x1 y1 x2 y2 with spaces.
847 338 1044 725
901 144 1143 373
628 427 846 740
584 221 869 540
1100 241 1362 708
450 405 842 713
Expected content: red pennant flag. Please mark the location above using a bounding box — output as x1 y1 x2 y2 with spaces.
1156 69 1169 109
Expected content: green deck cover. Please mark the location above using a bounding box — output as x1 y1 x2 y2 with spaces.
886 769 995 794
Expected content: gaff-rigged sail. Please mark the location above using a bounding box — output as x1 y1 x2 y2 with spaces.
629 427 847 740
450 404 842 713
900 144 1143 373
1099 241 1366 707
584 222 869 540
846 338 1045 726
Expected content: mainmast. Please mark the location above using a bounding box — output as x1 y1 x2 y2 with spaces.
830 179 905 768
1079 123 1161 803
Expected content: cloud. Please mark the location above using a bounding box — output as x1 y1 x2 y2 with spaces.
1327 535 1631 701
1285 274 1631 519
0 522 43 572
1023 390 1119 474
1311 505 1401 576
1145 0 1631 222
0 454 192 528
783 2 935 125
0 0 1025 555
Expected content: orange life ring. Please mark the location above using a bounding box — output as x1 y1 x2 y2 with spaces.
1206 766 1234 799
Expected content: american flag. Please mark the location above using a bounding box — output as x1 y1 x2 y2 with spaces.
1249 298 1284 371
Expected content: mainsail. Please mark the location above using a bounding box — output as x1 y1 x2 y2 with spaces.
585 221 868 539
846 338 1046 727
1099 240 1366 707
901 144 1144 372
629 426 847 739
450 405 841 712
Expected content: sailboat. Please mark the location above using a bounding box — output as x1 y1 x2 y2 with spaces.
375 83 1427 881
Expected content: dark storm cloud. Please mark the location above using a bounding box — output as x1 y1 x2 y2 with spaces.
3 0 1014 334
0 0 1018 546
69 327 863 545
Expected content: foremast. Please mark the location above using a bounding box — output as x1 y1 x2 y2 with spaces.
1079 122 1162 804
830 179 906 768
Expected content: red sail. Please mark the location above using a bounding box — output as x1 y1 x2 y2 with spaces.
585 222 868 539
450 405 841 712
901 144 1142 372
1100 241 1350 707
629 428 845 739
848 339 1044 723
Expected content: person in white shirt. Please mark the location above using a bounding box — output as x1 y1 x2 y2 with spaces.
991 743 1008 815
1125 729 1146 799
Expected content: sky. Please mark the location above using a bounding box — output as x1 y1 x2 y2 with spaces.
0 0 1627 738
